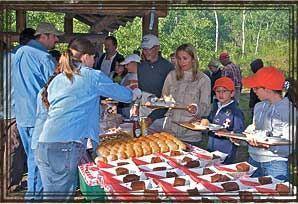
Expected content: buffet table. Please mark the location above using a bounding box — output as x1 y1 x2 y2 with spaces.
78 132 295 202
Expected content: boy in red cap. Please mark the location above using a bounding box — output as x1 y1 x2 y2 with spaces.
242 66 293 181
207 77 245 164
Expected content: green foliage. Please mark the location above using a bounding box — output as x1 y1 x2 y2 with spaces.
2 8 290 74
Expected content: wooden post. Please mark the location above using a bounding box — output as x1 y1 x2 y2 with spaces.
16 10 26 33
64 13 73 34
142 10 158 37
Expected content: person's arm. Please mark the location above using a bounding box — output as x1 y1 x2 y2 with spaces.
41 56 56 82
92 70 133 103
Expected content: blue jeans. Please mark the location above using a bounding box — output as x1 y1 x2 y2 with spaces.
36 142 85 201
17 126 43 200
248 156 289 181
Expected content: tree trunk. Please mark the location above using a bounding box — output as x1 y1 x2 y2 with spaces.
255 23 262 55
214 10 219 53
241 10 246 58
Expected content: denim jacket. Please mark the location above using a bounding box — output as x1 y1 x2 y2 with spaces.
12 39 56 127
32 64 132 149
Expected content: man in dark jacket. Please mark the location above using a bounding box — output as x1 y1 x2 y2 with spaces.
206 59 222 103
249 59 263 117
94 36 124 78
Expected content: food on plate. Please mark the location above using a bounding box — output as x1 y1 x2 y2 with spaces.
181 156 193 163
239 191 254 202
123 174 140 183
236 163 250 172
221 182 240 191
275 183 289 195
187 188 200 196
153 167 167 171
151 157 163 163
184 160 200 168
200 118 210 126
170 150 182 156
258 176 272 185
212 154 221 160
203 168 215 175
173 177 186 186
210 174 231 183
117 162 130 166
115 167 129 176
131 181 146 191
166 171 179 178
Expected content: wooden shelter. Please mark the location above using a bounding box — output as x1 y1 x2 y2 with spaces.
0 1 169 48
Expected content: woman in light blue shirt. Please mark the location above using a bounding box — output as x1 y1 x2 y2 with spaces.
34 38 132 200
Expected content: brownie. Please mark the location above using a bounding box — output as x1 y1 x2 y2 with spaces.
153 166 167 171
236 163 250 172
170 151 182 156
184 160 200 168
115 167 129 175
173 177 186 186
187 188 200 196
131 181 146 191
117 162 129 166
276 184 289 195
221 182 239 191
123 174 140 183
211 174 231 183
239 191 254 202
203 168 214 175
258 176 272 185
151 157 163 163
182 156 193 163
166 171 178 178
143 189 159 201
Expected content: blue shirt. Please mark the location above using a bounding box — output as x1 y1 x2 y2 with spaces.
12 39 56 127
207 100 245 161
32 64 132 149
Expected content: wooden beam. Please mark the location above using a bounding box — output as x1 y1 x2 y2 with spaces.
16 10 26 33
74 14 95 26
0 32 106 43
64 13 73 34
142 10 158 36
2 3 168 17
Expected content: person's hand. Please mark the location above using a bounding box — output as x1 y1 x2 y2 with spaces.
244 133 269 148
187 104 198 115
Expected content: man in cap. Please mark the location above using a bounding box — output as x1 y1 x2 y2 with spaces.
137 34 174 130
94 35 124 78
219 52 242 103
13 22 63 200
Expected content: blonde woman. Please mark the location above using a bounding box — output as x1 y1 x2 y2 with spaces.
162 43 211 146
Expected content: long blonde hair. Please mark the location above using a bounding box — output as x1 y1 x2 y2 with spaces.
41 37 95 109
175 43 199 82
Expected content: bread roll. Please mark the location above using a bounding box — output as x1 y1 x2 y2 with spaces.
107 154 118 161
200 118 210 126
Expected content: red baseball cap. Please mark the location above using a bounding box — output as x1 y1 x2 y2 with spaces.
219 52 229 60
213 77 235 91
242 66 285 90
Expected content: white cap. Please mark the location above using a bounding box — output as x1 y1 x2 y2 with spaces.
141 34 160 49
120 54 141 65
